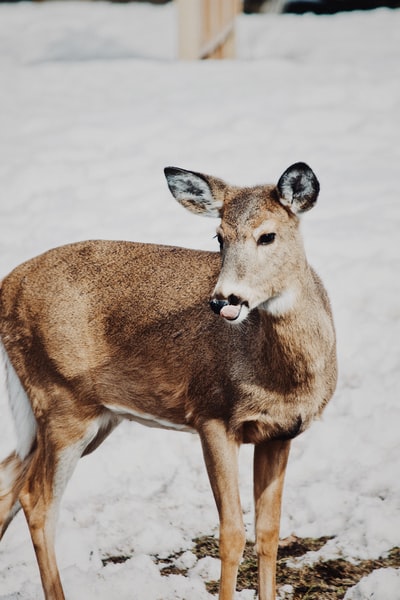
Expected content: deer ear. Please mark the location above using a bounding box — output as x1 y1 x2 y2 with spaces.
277 162 320 214
164 167 226 217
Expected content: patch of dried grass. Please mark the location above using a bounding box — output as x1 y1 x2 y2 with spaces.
158 536 400 599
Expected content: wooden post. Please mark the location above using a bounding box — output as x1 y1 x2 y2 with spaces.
178 0 241 60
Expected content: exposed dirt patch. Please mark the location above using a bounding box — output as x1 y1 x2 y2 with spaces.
102 537 400 598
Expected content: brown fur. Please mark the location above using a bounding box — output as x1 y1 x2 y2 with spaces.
0 164 337 600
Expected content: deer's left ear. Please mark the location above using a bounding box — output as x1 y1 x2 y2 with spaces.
164 167 226 218
277 162 320 214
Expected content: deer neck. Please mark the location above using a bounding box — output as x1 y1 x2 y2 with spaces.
256 264 335 388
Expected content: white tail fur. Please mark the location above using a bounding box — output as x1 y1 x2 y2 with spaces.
0 340 37 539
0 339 37 460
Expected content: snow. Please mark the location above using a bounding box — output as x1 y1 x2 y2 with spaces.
344 568 400 600
0 2 399 599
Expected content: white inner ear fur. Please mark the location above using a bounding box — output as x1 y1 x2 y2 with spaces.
279 180 296 206
262 288 297 317
170 173 223 216
278 169 317 214
172 172 212 201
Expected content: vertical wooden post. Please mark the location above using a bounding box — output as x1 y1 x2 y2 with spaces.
178 0 203 60
178 0 241 60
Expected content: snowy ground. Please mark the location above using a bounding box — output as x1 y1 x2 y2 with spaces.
0 2 400 599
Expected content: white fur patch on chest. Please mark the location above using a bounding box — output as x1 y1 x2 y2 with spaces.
263 288 297 317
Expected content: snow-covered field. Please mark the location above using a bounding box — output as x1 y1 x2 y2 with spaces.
0 2 399 598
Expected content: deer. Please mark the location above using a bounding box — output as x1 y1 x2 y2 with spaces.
0 162 337 600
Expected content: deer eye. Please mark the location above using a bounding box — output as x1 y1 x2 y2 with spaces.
257 233 276 246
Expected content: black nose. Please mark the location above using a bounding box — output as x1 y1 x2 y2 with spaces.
209 298 229 315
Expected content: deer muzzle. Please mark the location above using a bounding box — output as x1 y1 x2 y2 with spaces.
209 295 248 322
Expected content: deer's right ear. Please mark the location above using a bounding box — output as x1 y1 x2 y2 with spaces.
164 167 225 218
277 162 320 214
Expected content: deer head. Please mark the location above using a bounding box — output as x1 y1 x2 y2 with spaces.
164 162 320 323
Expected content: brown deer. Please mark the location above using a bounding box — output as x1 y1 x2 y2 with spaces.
0 162 337 600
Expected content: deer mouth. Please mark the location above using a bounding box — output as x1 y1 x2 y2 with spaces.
220 303 242 321
209 297 249 323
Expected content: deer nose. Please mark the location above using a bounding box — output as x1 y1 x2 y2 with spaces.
209 298 229 315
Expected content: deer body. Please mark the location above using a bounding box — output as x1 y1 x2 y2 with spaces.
0 163 337 600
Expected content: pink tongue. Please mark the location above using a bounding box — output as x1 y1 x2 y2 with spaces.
220 304 241 320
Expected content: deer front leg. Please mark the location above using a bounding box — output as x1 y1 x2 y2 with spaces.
253 439 291 600
199 420 246 600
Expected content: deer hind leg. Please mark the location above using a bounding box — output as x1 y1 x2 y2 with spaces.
18 410 113 600
0 451 33 539
253 439 291 600
199 420 246 600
